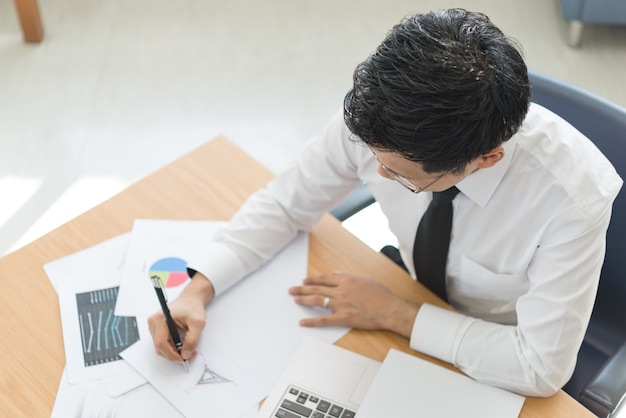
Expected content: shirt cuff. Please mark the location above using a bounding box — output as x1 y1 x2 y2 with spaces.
186 242 247 296
409 303 474 365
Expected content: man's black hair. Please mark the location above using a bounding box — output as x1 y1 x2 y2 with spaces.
343 8 531 174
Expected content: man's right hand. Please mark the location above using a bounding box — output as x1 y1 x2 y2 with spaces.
147 272 215 364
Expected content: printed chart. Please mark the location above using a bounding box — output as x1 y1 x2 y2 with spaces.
76 286 140 367
149 257 189 288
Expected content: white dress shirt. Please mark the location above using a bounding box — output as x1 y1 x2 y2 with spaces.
189 103 622 396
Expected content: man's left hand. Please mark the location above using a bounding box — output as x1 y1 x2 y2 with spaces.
288 272 419 338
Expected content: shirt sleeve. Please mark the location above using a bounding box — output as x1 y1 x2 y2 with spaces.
410 199 616 397
188 111 364 296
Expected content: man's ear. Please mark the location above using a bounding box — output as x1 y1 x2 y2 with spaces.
476 146 505 169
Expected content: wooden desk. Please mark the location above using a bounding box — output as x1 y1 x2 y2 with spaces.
0 137 593 417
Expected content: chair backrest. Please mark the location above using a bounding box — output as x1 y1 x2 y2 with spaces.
529 70 626 330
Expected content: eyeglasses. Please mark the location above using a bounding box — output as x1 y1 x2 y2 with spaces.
378 161 449 194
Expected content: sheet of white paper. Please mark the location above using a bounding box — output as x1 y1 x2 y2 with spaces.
102 370 150 398
115 220 223 317
46 233 129 292
121 322 264 418
44 234 146 387
203 234 349 389
357 349 526 418
51 367 181 418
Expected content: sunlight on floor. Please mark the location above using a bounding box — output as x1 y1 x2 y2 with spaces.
4 176 127 255
0 176 42 227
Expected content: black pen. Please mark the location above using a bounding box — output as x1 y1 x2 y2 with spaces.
150 275 190 372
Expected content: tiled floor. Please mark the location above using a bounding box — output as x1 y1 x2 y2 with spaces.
1 0 626 256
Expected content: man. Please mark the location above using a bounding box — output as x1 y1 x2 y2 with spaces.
149 9 622 397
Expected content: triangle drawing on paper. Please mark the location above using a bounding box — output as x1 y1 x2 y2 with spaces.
196 364 234 386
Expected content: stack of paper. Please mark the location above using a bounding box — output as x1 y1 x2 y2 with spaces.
45 219 349 417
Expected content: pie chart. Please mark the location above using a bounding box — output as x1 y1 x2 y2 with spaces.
149 257 189 288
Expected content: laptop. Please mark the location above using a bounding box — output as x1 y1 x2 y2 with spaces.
256 337 379 418
257 337 525 418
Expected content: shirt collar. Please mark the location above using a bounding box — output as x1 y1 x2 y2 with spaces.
455 136 517 208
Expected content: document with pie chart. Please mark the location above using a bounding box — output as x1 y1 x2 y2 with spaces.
115 219 225 317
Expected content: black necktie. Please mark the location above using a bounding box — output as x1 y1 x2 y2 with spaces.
413 186 460 301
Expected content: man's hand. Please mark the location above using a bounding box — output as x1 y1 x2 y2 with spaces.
288 272 420 338
148 273 215 363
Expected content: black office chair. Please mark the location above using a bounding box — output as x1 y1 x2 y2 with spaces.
330 71 626 417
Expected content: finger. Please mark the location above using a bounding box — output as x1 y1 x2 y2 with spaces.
181 323 203 360
147 312 161 337
292 294 329 309
302 273 342 287
289 284 335 297
298 313 344 328
151 319 185 362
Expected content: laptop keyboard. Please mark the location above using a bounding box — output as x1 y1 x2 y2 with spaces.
272 385 356 418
